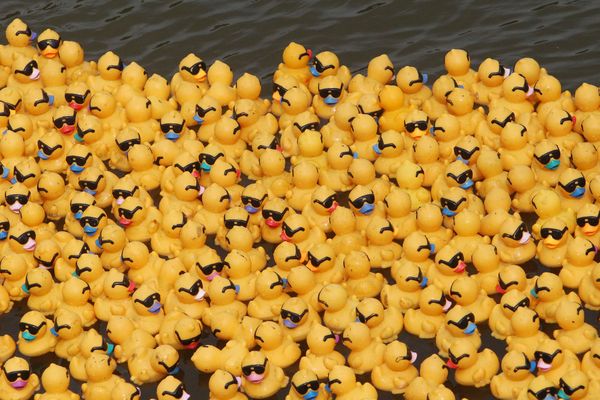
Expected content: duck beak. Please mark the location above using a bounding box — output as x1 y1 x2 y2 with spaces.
583 223 599 236
543 237 560 249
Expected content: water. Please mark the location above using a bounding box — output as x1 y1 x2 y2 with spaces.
1 0 599 398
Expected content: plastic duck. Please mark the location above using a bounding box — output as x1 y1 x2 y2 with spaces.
0 253 28 300
222 226 267 272
427 245 467 293
490 350 536 400
327 365 377 400
191 336 250 377
286 265 323 312
277 87 313 131
544 108 581 153
443 49 477 90
209 159 242 203
414 135 444 187
382 189 416 240
7 55 44 94
53 309 85 362
559 370 600 400
155 311 202 351
370 340 417 394
505 307 549 359
515 376 558 400
347 185 385 232
371 129 409 176
327 206 365 256
535 217 573 269
472 57 509 105
302 243 341 284
81 353 125 400
254 320 301 368
0 18 38 63
185 95 220 143
23 267 61 315
162 272 206 319
341 321 385 375
448 276 495 323
497 122 534 170
273 41 312 83
362 216 401 269
394 161 430 209
435 305 481 358
207 369 247 400
491 216 536 265
355 297 402 343
236 72 270 114
7 112 37 158
446 340 499 388
159 171 203 218
471 244 502 295
113 61 147 104
449 209 489 261
569 141 600 182
413 202 451 251
318 283 359 334
288 129 325 172
285 369 329 400
149 209 186 258
92 269 134 322
404 285 452 339
279 296 321 342
298 323 345 380
284 162 318 212
57 277 96 327
129 281 164 335
581 339 600 380
34 363 80 400
111 381 141 400
36 129 69 173
555 168 591 212
343 250 384 300
507 166 545 213
349 157 391 203
259 198 290 244
271 241 303 278
553 300 597 354
204 60 236 107
396 65 432 107
561 236 597 290
17 310 57 357
240 351 289 400
532 272 580 323
312 75 346 119
203 276 247 327
281 213 326 255
445 87 485 134
404 354 455 400
386 250 429 309
231 99 278 144
534 339 580 386
307 50 351 93
579 262 600 310
422 75 460 120
124 143 162 191
116 196 161 242
530 189 576 238
0 356 40 400
531 140 568 187
490 73 535 117
105 316 156 364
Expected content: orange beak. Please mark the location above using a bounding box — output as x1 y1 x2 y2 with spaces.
41 48 58 58
583 223 599 236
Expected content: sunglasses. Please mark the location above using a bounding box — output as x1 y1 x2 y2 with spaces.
293 380 319 395
577 214 600 227
198 262 225 276
182 61 206 76
118 206 141 220
293 121 320 133
318 87 342 99
15 60 38 77
350 194 375 209
242 194 266 209
491 112 516 128
262 208 288 221
448 313 475 330
112 187 137 200
502 223 527 241
314 195 336 209
534 149 560 165
281 308 307 323
439 253 465 269
160 123 183 134
80 215 102 227
312 57 333 74
2 367 31 383
116 138 141 152
10 231 36 245
66 153 91 167
559 177 585 193
65 91 90 105
405 120 428 133
540 227 567 240
134 293 161 308
440 197 465 211
242 359 267 377
447 170 473 185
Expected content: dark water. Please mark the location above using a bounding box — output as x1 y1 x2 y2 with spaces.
1 1 599 399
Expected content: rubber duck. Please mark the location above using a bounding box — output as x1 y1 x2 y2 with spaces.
422 75 461 120
342 321 385 375
449 276 495 323
326 206 365 255
258 149 292 198
185 95 221 143
111 381 141 400
507 165 544 213
382 189 416 240
207 369 247 400
113 61 147 105
278 86 313 131
371 129 409 176
273 41 312 83
316 143 353 193
0 132 27 181
34 362 80 400
562 236 598 291
559 370 600 400
415 135 445 187
35 130 66 175
162 273 206 320
203 276 247 327
532 272 581 323
446 87 485 134
530 189 576 238
299 323 345 380
37 172 71 223
318 283 359 334
413 202 451 251
427 245 467 293
492 216 536 265
279 296 321 342
347 53 393 95
579 261 600 310
435 305 481 358
71 252 105 300
404 285 451 338
17 310 57 357
57 277 96 327
370 340 417 394
286 162 319 212
468 244 501 295
347 185 385 232
279 109 318 158
535 217 573 269
106 127 138 172
281 213 326 256
531 140 568 186
471 57 509 105
65 143 106 189
7 112 37 158
41 59 68 109
285 369 330 400
0 253 28 300
126 144 163 191
555 168 591 212
209 159 242 203
115 196 161 242
497 122 534 170
442 49 477 90
7 55 44 95
240 351 288 399
191 338 249 377
0 18 38 63
533 73 574 121
572 82 599 129
302 243 341 284
4 182 31 220
129 281 164 335
188 243 221 284
343 250 384 300
570 141 600 183
0 283 12 315
57 238 89 283
446 340 499 387
231 99 278 144
85 50 123 93
88 91 128 139
258 197 289 243
490 350 536 400
430 160 475 202
92 269 135 322
155 311 202 351
349 156 391 203
235 72 270 114
450 209 490 262
52 309 85 362
394 160 429 209
326 365 377 400
386 258 429 311
272 241 304 278
0 356 40 400
490 73 535 117
59 40 95 83
474 148 509 199
239 131 280 180
286 265 323 312
291 129 327 170
535 339 581 386
159 171 203 218
553 300 597 354
204 60 236 107
221 226 267 272
157 109 196 147
396 65 432 107
105 316 156 364
581 339 600 380
148 209 186 257
404 354 455 400
515 375 558 400
254 320 301 368
81 353 126 399
362 216 401 270
505 307 549 359
545 108 582 153
355 297 402 343
307 50 351 92
23 267 61 315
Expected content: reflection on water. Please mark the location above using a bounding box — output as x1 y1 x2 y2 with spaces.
1 0 599 398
